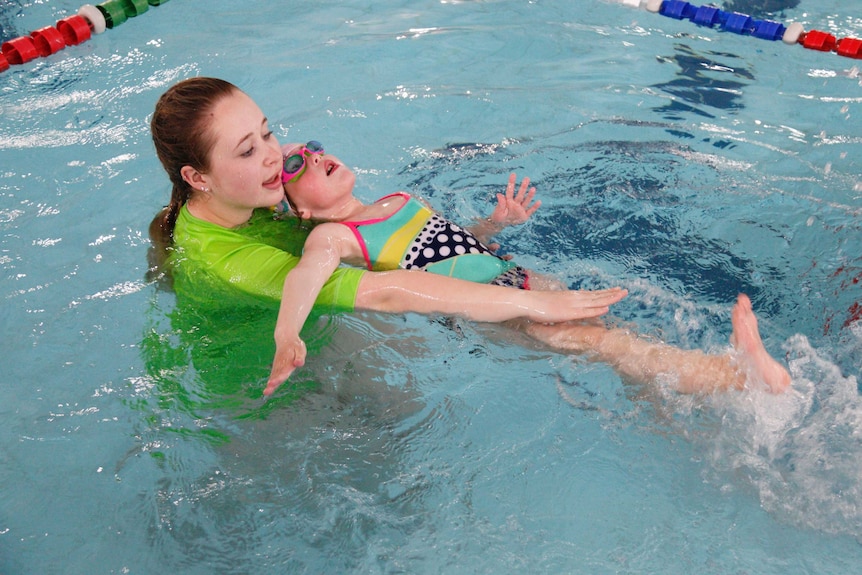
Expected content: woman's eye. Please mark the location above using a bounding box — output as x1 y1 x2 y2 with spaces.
241 146 254 157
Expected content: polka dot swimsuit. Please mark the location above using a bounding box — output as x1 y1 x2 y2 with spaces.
340 192 530 289
403 214 494 270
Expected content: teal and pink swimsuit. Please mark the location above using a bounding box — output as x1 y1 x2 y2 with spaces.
339 193 530 289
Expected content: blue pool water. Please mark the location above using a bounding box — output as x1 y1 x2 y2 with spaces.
1 0 861 572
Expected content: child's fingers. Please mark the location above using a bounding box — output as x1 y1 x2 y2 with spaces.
515 177 530 203
495 193 508 213
264 341 306 396
264 362 296 396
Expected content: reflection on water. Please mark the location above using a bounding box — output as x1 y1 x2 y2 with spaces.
723 0 801 17
652 43 754 120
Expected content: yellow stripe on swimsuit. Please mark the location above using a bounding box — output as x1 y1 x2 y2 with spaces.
374 203 434 270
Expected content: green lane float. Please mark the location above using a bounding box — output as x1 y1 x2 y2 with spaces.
97 1 129 29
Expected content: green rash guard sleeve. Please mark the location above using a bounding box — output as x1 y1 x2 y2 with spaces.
170 205 365 314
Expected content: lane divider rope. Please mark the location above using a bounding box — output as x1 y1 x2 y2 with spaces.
3 1 860 74
1 0 169 74
610 0 862 60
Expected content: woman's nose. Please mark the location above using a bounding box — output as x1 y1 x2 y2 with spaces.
266 140 282 164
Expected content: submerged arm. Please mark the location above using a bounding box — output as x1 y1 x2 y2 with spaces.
266 261 628 396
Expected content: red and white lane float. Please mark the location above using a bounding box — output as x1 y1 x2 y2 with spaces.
1 0 170 73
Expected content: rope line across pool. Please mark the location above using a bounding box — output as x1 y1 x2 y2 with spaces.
0 0 169 74
611 0 862 61
2 0 860 74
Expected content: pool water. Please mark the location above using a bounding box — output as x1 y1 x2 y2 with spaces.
2 0 861 573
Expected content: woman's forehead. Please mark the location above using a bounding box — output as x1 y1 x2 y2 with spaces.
209 92 265 148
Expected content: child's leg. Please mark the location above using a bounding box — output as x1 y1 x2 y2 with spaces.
523 294 790 394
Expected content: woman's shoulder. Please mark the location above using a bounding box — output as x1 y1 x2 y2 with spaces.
175 206 309 255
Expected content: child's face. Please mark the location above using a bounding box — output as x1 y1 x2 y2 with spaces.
282 142 356 215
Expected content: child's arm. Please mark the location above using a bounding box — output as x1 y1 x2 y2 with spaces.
354 270 626 323
468 173 541 245
266 239 630 396
265 222 362 396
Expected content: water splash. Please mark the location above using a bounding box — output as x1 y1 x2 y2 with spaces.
700 334 862 538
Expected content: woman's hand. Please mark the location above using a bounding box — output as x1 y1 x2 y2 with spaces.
489 173 541 227
264 334 307 396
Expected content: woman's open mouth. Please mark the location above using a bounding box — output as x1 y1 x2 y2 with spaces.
264 172 282 188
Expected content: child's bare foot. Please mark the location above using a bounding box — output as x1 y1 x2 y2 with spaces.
730 294 791 393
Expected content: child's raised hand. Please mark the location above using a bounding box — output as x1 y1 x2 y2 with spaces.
264 335 307 397
489 173 541 227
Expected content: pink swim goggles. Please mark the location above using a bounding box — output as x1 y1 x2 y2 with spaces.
282 140 324 183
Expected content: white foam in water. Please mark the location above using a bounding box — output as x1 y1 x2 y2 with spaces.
700 334 862 538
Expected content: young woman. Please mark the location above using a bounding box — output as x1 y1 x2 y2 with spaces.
268 139 792 397
149 77 628 394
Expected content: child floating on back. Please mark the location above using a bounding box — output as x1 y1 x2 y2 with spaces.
264 141 791 397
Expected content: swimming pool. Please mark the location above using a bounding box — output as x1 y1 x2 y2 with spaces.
1 0 861 572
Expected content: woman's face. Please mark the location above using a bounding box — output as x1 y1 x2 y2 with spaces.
190 90 285 215
282 142 356 217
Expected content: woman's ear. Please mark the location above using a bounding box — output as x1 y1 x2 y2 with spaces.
180 165 210 192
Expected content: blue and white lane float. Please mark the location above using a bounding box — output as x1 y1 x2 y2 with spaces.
608 0 862 60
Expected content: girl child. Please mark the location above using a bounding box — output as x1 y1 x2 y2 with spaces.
265 140 792 397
